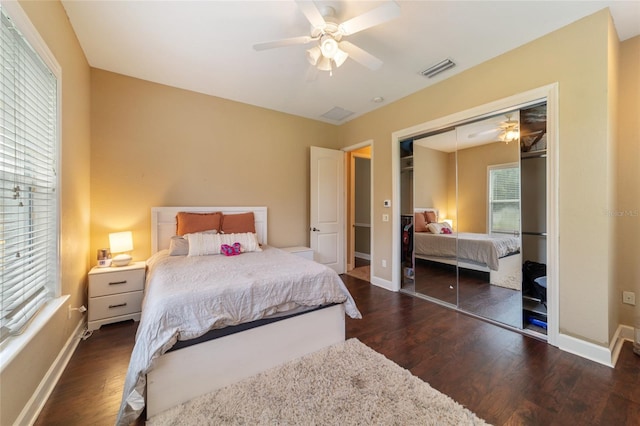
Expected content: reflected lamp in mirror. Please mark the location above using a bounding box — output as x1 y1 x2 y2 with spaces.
109 231 133 267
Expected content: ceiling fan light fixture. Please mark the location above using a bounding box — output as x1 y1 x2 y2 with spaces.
333 48 349 67
306 46 321 65
319 35 339 58
500 127 520 143
317 56 332 71
499 114 520 143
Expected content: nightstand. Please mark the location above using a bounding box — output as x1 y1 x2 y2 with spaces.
87 261 145 331
281 246 314 261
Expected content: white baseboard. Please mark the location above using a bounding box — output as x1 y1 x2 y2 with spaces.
354 252 371 261
15 318 85 426
370 275 394 291
557 324 635 368
610 324 634 366
557 333 614 367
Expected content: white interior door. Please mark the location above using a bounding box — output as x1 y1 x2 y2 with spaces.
310 146 345 274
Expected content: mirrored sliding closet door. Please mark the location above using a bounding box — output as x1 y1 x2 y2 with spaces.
410 132 458 306
400 105 549 331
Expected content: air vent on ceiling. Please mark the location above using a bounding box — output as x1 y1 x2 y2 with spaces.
420 59 456 78
321 106 354 122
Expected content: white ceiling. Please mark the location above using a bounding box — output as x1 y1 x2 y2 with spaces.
61 1 640 125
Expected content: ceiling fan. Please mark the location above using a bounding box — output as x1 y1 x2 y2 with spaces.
253 0 401 75
467 114 521 143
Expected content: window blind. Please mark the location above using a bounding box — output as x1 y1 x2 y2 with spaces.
488 165 520 234
1 7 58 344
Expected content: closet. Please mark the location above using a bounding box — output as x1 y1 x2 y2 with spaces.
398 102 548 335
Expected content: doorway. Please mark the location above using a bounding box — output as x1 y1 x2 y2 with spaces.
309 143 373 279
346 145 372 281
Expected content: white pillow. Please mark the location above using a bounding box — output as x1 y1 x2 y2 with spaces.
185 232 262 256
221 232 261 253
427 222 452 234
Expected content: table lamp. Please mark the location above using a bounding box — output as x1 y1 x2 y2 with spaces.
109 231 133 267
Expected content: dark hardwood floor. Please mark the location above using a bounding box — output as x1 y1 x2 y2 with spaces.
35 275 639 425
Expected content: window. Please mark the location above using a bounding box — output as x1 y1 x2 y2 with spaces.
488 163 520 234
1 5 59 344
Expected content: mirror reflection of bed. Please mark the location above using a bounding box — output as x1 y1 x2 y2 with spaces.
412 206 523 329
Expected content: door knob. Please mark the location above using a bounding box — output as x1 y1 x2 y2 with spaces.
311 227 320 232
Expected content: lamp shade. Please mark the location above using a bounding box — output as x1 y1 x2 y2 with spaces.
319 35 338 58
109 231 133 253
306 46 321 66
317 56 332 71
109 231 133 266
333 48 349 67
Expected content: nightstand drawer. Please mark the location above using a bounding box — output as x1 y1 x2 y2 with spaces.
88 291 143 321
89 268 145 297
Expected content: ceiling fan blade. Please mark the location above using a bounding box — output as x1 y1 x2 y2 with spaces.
339 41 383 71
339 1 400 36
253 36 313 51
467 128 500 139
295 0 327 29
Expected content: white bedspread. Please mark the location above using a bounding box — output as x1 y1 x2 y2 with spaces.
117 246 361 425
414 232 520 270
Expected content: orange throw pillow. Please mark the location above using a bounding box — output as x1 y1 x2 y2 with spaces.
176 212 222 236
414 212 428 232
221 212 256 234
425 210 437 223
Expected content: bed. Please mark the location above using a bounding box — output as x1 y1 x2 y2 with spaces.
413 208 522 290
116 207 361 425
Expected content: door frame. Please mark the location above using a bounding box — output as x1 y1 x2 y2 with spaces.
391 84 559 347
343 140 373 275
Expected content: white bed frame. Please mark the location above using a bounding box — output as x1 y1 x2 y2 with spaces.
145 207 346 419
413 208 522 290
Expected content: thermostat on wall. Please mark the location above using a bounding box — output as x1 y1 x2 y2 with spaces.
383 200 391 208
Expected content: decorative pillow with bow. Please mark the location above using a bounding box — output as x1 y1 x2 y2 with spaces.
221 242 242 256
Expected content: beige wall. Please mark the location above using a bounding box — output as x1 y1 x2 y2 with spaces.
340 10 616 346
457 142 520 233
413 145 449 218
90 69 340 262
0 1 91 425
616 35 640 327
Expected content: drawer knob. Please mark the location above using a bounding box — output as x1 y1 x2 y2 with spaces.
109 280 128 285
108 303 127 309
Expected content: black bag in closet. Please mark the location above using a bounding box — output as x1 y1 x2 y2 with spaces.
523 260 547 304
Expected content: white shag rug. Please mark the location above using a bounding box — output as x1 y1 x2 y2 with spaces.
147 338 489 426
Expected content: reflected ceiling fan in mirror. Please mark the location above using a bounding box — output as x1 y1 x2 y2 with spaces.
253 0 400 76
466 113 521 144
498 114 520 144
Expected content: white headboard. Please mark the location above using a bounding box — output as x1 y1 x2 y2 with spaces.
151 206 268 254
